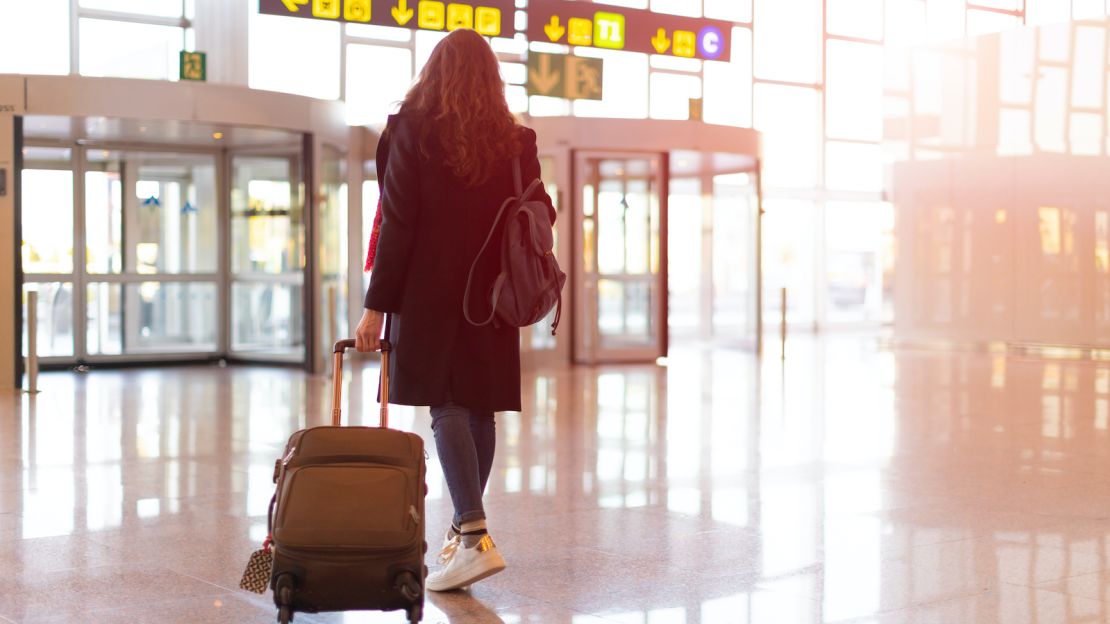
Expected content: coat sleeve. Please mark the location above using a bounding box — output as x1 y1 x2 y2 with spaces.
519 128 557 225
364 118 421 312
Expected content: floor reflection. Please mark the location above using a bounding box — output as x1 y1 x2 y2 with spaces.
4 335 1110 622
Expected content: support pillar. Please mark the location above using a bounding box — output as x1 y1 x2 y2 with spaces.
0 76 24 391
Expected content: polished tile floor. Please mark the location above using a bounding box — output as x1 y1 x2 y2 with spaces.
4 335 1110 623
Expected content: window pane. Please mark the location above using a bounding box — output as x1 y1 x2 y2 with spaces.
967 9 1021 35
249 12 340 100
86 283 122 355
1035 67 1067 152
123 282 218 352
573 49 649 119
668 178 702 336
754 84 819 188
346 44 412 126
1073 0 1106 18
827 0 883 40
651 0 701 17
826 41 883 140
1070 112 1101 155
84 166 123 275
705 0 752 21
968 0 1021 8
763 199 815 324
1073 26 1105 108
704 28 752 127
0 0 69 74
825 201 888 323
80 19 183 81
80 0 184 17
231 157 304 274
1026 0 1072 24
23 283 74 357
650 73 701 120
825 142 882 192
886 0 927 48
999 28 1035 104
22 168 74 274
927 0 965 41
754 0 820 82
232 282 305 353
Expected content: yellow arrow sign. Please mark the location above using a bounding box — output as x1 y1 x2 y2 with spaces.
651 28 671 54
392 0 414 25
544 16 566 42
281 0 309 11
528 53 561 96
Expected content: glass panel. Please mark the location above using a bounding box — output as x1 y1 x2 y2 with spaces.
232 283 305 354
967 9 1022 35
825 201 886 323
827 0 884 40
1073 26 1105 109
705 0 751 21
754 0 820 82
969 0 1021 8
704 28 752 128
754 84 819 188
231 157 304 275
22 283 74 357
79 18 184 81
86 283 122 355
926 0 966 41
1026 0 1072 24
650 0 701 17
249 13 341 100
886 0 928 48
668 178 702 337
598 279 654 345
597 170 653 275
826 41 883 141
1073 0 1106 18
825 142 883 192
1035 67 1068 152
763 199 816 324
80 0 184 17
22 168 74 274
121 282 217 352
346 44 413 126
92 151 218 274
649 73 701 120
713 173 757 339
319 147 349 357
0 0 70 74
85 160 123 274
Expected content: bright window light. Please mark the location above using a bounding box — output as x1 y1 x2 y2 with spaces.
825 142 883 192
926 0 965 42
966 9 1021 36
80 0 183 18
754 0 820 82
827 41 882 141
885 0 928 48
1072 26 1105 108
80 19 184 81
704 0 751 21
754 84 819 188
827 0 883 40
1026 0 1072 24
1070 113 1102 156
0 0 69 74
249 12 340 100
572 49 648 119
703 30 752 127
346 45 412 126
1072 0 1106 18
649 73 701 120
1035 66 1068 152
650 0 701 17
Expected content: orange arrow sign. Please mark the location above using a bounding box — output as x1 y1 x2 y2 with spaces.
651 28 670 54
544 16 566 42
529 53 561 95
392 0 414 25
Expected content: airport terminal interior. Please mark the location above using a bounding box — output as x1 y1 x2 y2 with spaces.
5 0 1110 622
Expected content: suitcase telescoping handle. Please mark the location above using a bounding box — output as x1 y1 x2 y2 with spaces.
330 335 392 428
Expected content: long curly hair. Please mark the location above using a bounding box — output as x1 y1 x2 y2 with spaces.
399 29 521 187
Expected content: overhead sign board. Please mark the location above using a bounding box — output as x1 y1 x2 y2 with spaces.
259 0 514 37
526 0 732 62
526 52 603 100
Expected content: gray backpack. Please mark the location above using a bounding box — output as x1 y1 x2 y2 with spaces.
463 158 566 335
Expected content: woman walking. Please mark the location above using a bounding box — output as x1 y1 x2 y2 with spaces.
355 29 556 592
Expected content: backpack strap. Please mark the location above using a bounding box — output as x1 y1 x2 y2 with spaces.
512 156 523 196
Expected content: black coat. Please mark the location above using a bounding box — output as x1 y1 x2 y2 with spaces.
364 113 556 412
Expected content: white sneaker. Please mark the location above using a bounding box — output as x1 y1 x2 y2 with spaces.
426 533 506 592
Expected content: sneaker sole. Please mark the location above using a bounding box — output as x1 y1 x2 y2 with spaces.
427 553 507 592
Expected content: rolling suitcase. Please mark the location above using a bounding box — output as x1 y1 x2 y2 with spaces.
267 336 427 624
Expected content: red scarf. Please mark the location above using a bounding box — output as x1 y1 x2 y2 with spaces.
364 196 383 272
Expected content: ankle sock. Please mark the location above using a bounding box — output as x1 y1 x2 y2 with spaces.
459 519 488 547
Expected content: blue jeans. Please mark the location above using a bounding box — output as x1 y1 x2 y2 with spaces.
430 402 496 525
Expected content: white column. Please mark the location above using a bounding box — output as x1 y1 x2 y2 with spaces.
0 76 25 390
192 0 250 86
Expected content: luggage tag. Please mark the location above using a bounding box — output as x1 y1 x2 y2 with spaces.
239 536 273 594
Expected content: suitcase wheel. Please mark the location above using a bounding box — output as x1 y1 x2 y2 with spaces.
409 603 423 624
275 574 295 623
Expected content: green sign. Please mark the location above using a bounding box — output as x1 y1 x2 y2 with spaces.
526 52 603 101
180 51 207 82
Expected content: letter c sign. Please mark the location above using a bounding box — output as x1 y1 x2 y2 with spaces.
698 25 723 60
